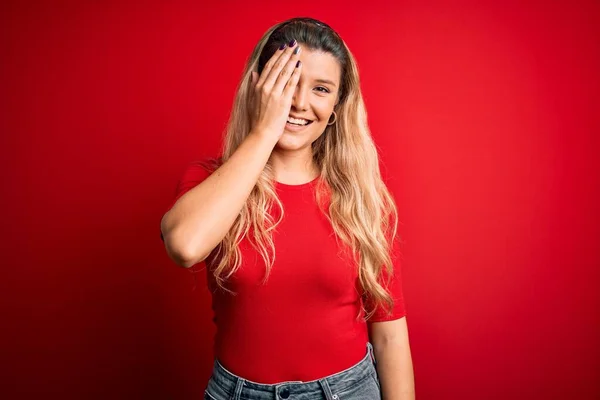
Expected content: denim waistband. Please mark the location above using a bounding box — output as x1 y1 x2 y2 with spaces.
209 342 377 399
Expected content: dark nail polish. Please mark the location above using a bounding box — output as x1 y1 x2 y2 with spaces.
279 43 286 50
293 45 301 55
289 39 297 47
296 60 301 68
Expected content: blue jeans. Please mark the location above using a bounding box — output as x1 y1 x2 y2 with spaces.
204 342 381 400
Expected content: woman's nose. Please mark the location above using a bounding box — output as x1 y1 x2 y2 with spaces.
292 86 308 111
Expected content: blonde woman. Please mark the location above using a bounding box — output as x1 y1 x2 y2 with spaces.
161 17 415 400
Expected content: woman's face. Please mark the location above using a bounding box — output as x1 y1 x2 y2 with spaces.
276 47 342 151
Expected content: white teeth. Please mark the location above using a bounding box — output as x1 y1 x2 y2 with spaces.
287 116 310 125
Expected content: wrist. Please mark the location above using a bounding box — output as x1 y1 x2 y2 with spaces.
249 128 281 144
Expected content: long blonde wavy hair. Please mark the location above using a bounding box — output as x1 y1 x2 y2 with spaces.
201 17 402 320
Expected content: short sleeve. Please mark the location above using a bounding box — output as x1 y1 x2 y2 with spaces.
160 160 215 242
365 237 407 323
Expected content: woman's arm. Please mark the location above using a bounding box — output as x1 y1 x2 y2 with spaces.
160 131 279 267
369 317 415 400
161 43 303 268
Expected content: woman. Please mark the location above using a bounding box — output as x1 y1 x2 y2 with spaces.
161 17 415 400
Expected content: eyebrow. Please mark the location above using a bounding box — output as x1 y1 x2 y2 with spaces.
314 78 338 87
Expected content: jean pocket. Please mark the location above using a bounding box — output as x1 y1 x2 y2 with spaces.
371 372 381 391
204 390 219 400
335 374 381 400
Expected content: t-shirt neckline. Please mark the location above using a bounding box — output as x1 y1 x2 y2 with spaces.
275 176 320 190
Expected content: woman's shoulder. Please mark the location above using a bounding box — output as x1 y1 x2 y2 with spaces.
170 157 222 199
188 156 223 171
179 156 222 180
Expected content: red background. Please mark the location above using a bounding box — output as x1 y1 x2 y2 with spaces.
2 1 599 398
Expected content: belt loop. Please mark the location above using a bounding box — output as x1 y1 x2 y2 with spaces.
367 342 377 366
232 377 245 400
318 378 338 400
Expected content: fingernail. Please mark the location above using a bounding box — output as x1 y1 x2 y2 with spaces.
289 39 297 47
293 45 301 55
279 43 287 50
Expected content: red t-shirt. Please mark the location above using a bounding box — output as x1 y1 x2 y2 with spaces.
163 161 406 383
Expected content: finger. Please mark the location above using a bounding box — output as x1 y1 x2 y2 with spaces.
262 41 298 92
273 45 302 95
256 42 290 88
282 58 302 99
248 72 258 118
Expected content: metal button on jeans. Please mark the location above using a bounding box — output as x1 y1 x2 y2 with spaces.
279 387 290 398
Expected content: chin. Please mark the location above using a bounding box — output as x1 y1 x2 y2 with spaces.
275 134 312 151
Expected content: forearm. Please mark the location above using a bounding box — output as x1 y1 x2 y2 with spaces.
372 331 415 400
161 130 278 267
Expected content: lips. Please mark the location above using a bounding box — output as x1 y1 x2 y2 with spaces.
287 115 314 126
284 119 313 131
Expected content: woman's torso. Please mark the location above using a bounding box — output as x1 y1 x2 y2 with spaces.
205 178 371 384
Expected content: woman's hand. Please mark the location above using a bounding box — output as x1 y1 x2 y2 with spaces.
249 40 303 140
